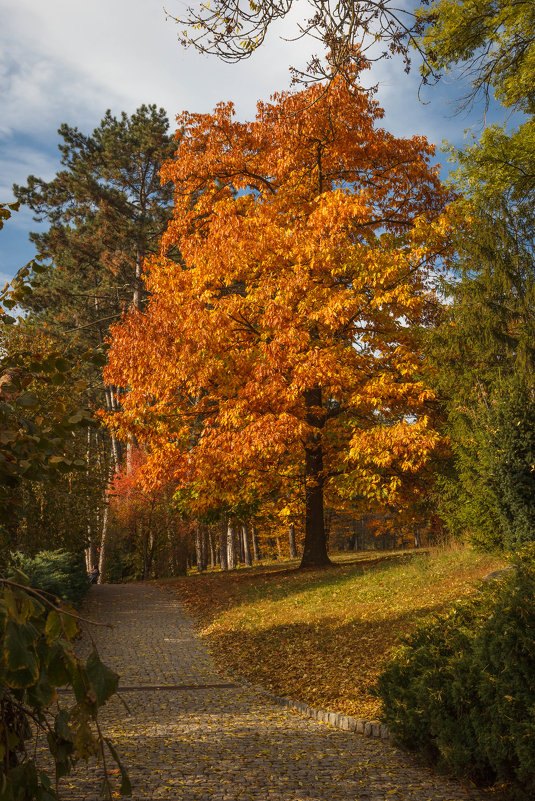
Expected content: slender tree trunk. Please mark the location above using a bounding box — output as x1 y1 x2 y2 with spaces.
300 386 331 568
85 427 98 572
133 247 143 310
195 524 204 573
147 529 155 577
167 527 178 575
219 519 228 571
276 537 282 559
238 525 245 563
97 503 109 583
87 535 98 573
104 388 121 470
252 525 260 561
227 520 236 570
242 524 252 567
288 524 297 559
201 527 209 570
208 529 216 568
97 444 117 583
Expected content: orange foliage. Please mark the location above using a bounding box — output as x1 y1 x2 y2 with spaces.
104 64 454 560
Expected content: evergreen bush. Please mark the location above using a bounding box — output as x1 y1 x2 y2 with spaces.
375 547 535 798
10 549 89 606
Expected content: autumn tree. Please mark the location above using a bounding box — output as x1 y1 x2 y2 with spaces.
108 448 189 579
105 64 452 568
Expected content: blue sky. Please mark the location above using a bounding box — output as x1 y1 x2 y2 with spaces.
1 0 511 287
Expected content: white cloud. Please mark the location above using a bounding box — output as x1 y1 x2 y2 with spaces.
0 0 318 133
0 0 501 283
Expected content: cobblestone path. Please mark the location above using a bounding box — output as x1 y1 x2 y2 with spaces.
62 584 492 801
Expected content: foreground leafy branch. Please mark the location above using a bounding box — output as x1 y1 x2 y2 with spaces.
0 572 130 800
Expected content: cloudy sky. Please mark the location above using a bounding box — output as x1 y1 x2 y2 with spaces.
1 0 507 287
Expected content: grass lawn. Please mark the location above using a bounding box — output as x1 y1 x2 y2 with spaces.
157 545 506 720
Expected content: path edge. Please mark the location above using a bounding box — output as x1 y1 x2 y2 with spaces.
159 583 391 743
236 675 391 742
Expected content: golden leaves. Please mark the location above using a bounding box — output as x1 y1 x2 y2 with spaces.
104 67 454 518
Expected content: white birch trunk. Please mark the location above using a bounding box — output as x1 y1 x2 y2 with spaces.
227 520 236 570
219 519 228 571
252 525 260 562
242 524 252 567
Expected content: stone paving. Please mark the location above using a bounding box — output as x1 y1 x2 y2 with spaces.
60 584 495 801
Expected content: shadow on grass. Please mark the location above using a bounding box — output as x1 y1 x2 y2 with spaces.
159 550 427 617
203 602 456 721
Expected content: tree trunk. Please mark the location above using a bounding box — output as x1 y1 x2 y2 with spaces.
300 387 331 568
97 503 109 583
208 529 216 568
85 426 99 573
195 524 204 573
288 524 298 559
140 522 149 580
201 527 209 570
104 388 121 469
242 524 252 567
97 444 117 582
219 519 228 571
227 520 236 570
133 248 143 310
147 529 155 577
238 525 245 563
252 525 260 561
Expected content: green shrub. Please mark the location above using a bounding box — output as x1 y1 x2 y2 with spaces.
10 549 89 606
375 547 535 798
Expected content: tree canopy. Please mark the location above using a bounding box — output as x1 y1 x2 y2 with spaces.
105 65 452 567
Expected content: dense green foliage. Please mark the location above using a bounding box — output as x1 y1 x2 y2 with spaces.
418 0 535 114
0 574 130 800
14 104 176 331
437 379 535 551
11 106 180 578
0 211 101 556
8 551 89 608
376 549 535 797
418 0 535 553
1 205 127 800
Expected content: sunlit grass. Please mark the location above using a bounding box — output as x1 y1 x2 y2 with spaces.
160 544 506 720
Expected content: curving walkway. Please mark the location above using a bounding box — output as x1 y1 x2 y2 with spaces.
62 584 493 800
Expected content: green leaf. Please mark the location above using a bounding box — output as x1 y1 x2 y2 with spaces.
45 611 62 641
86 650 119 706
4 619 39 669
54 357 70 373
60 609 79 641
47 640 73 686
90 351 108 367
